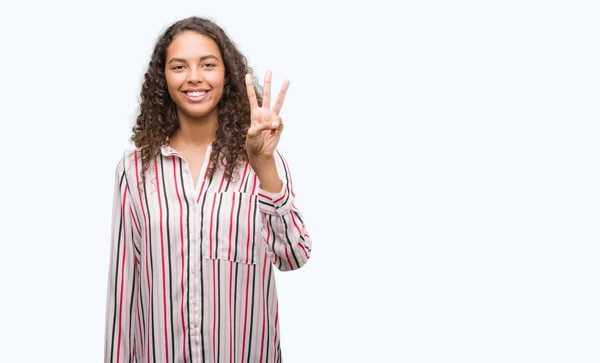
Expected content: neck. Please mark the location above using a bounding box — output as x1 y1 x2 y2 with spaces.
170 109 219 149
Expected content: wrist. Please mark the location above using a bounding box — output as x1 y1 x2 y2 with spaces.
249 154 275 174
250 156 282 193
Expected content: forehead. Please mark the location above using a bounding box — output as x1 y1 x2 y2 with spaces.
166 31 221 60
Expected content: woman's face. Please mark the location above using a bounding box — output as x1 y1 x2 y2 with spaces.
165 31 226 122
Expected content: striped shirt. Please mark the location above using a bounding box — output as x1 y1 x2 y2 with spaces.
104 145 312 363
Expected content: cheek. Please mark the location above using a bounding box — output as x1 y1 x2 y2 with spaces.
211 71 226 90
166 73 183 93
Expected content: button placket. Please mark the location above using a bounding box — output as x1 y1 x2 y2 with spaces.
175 153 204 346
191 204 201 343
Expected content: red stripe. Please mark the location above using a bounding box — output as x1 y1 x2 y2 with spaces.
238 162 249 192
214 164 229 363
258 193 272 200
217 170 227 192
208 166 227 362
273 302 279 363
231 163 244 363
209 194 217 258
241 265 251 363
290 212 310 258
133 151 152 362
273 188 286 204
258 253 268 362
172 156 188 363
213 261 217 363
116 186 129 363
229 264 233 363
250 174 258 194
245 175 258 264
213 171 228 363
245 199 252 264
130 207 141 236
284 247 292 269
155 157 170 363
298 243 309 259
228 193 235 260
279 153 295 197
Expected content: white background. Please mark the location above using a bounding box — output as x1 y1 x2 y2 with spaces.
1 0 599 362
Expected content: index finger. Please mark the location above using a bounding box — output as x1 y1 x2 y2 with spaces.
245 74 259 110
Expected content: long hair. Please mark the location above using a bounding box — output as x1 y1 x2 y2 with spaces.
131 16 262 185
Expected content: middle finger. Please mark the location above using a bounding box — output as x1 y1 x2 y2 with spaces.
262 70 272 109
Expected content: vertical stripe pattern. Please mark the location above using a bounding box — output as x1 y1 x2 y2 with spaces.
104 146 312 363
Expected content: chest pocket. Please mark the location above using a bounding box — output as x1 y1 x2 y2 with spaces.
201 191 262 265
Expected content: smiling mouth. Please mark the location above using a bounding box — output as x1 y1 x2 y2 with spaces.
185 91 207 97
182 90 209 102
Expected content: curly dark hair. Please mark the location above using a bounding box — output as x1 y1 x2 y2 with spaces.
131 16 262 185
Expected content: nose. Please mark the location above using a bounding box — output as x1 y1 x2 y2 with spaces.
188 67 203 84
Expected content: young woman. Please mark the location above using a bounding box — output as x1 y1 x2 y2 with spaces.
104 16 312 363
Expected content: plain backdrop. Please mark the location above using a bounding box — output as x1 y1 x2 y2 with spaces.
0 0 599 362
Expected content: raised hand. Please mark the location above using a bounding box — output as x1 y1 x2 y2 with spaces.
245 71 290 161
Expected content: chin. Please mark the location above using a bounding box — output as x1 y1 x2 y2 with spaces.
182 108 216 121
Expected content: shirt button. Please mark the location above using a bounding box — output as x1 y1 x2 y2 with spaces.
191 330 196 336
193 300 197 305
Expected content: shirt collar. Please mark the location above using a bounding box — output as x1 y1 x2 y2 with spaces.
160 144 178 157
159 143 214 157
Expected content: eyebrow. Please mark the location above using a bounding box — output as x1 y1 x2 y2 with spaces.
167 55 219 64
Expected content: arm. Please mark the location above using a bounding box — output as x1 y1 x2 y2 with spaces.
255 150 312 271
244 72 311 270
104 156 141 362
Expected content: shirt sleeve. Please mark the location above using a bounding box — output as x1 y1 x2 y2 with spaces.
256 150 312 271
104 155 142 362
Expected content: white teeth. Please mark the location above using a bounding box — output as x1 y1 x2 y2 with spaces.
186 91 206 97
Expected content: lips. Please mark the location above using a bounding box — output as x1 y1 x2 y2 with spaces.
182 90 209 102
